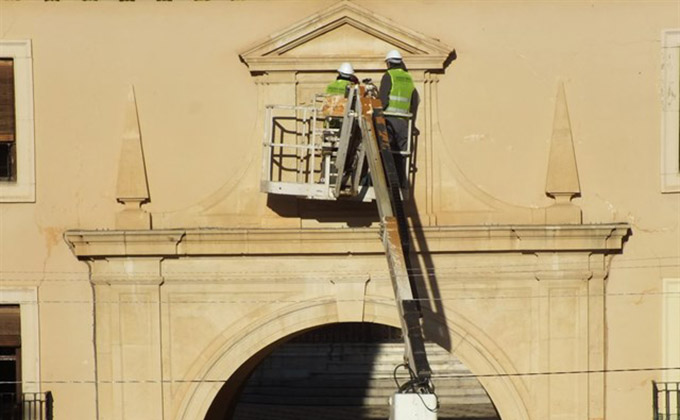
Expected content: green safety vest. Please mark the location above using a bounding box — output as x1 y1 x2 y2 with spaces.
326 79 350 96
385 68 414 115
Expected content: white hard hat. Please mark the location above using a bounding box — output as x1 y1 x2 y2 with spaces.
385 49 403 62
337 62 355 76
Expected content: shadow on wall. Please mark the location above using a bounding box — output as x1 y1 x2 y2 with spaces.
405 183 452 354
204 323 501 420
267 194 379 227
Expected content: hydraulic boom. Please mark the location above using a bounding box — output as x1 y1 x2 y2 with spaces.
261 82 438 418
338 85 437 418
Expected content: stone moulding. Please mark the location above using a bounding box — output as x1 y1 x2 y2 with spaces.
64 223 630 258
238 0 455 72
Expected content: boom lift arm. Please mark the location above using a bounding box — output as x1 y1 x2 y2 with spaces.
350 85 437 418
354 89 433 388
261 83 437 418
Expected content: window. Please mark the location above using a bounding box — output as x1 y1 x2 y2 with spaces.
664 278 680 382
662 30 680 193
0 290 39 398
0 40 34 202
653 381 679 420
0 306 21 404
0 59 16 181
653 279 680 419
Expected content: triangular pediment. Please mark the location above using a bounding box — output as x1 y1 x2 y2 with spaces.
239 1 455 72
279 22 407 58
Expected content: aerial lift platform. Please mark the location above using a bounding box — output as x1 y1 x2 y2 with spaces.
261 83 437 419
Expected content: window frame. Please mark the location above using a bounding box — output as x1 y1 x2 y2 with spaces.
663 278 680 382
0 305 22 398
0 58 17 181
661 30 680 193
0 40 35 202
0 289 40 394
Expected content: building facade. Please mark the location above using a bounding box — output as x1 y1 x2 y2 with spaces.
0 1 678 419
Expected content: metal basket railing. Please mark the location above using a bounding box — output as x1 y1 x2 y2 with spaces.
654 381 680 420
0 392 53 420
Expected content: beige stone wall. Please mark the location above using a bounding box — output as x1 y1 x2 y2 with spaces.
0 1 675 221
60 225 627 419
0 1 677 420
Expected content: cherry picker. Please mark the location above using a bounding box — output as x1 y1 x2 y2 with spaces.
261 82 437 419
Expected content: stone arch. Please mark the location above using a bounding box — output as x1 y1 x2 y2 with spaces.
425 310 532 420
178 298 531 420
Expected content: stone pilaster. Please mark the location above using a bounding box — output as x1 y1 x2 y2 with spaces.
89 258 164 420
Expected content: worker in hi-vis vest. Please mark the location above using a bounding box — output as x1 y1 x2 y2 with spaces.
378 50 419 187
326 62 358 96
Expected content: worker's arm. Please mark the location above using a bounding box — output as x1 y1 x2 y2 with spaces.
378 72 391 109
410 88 420 135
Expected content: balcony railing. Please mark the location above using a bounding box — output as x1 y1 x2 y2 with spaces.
0 392 53 420
654 381 680 420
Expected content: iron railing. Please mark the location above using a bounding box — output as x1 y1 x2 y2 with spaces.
654 381 679 420
0 392 53 420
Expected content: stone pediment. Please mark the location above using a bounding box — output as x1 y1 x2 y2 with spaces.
140 1 587 229
239 0 455 72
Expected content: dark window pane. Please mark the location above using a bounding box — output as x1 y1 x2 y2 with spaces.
0 357 17 394
0 143 14 181
0 59 15 144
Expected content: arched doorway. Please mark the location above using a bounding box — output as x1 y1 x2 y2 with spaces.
206 323 501 420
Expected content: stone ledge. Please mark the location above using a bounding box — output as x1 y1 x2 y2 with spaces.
64 224 630 258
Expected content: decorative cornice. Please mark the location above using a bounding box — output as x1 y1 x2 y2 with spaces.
241 56 452 73
238 0 455 73
64 224 630 259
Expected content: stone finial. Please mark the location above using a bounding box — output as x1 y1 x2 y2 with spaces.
545 82 582 224
115 86 151 229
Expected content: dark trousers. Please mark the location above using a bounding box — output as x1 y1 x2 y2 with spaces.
385 117 409 187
